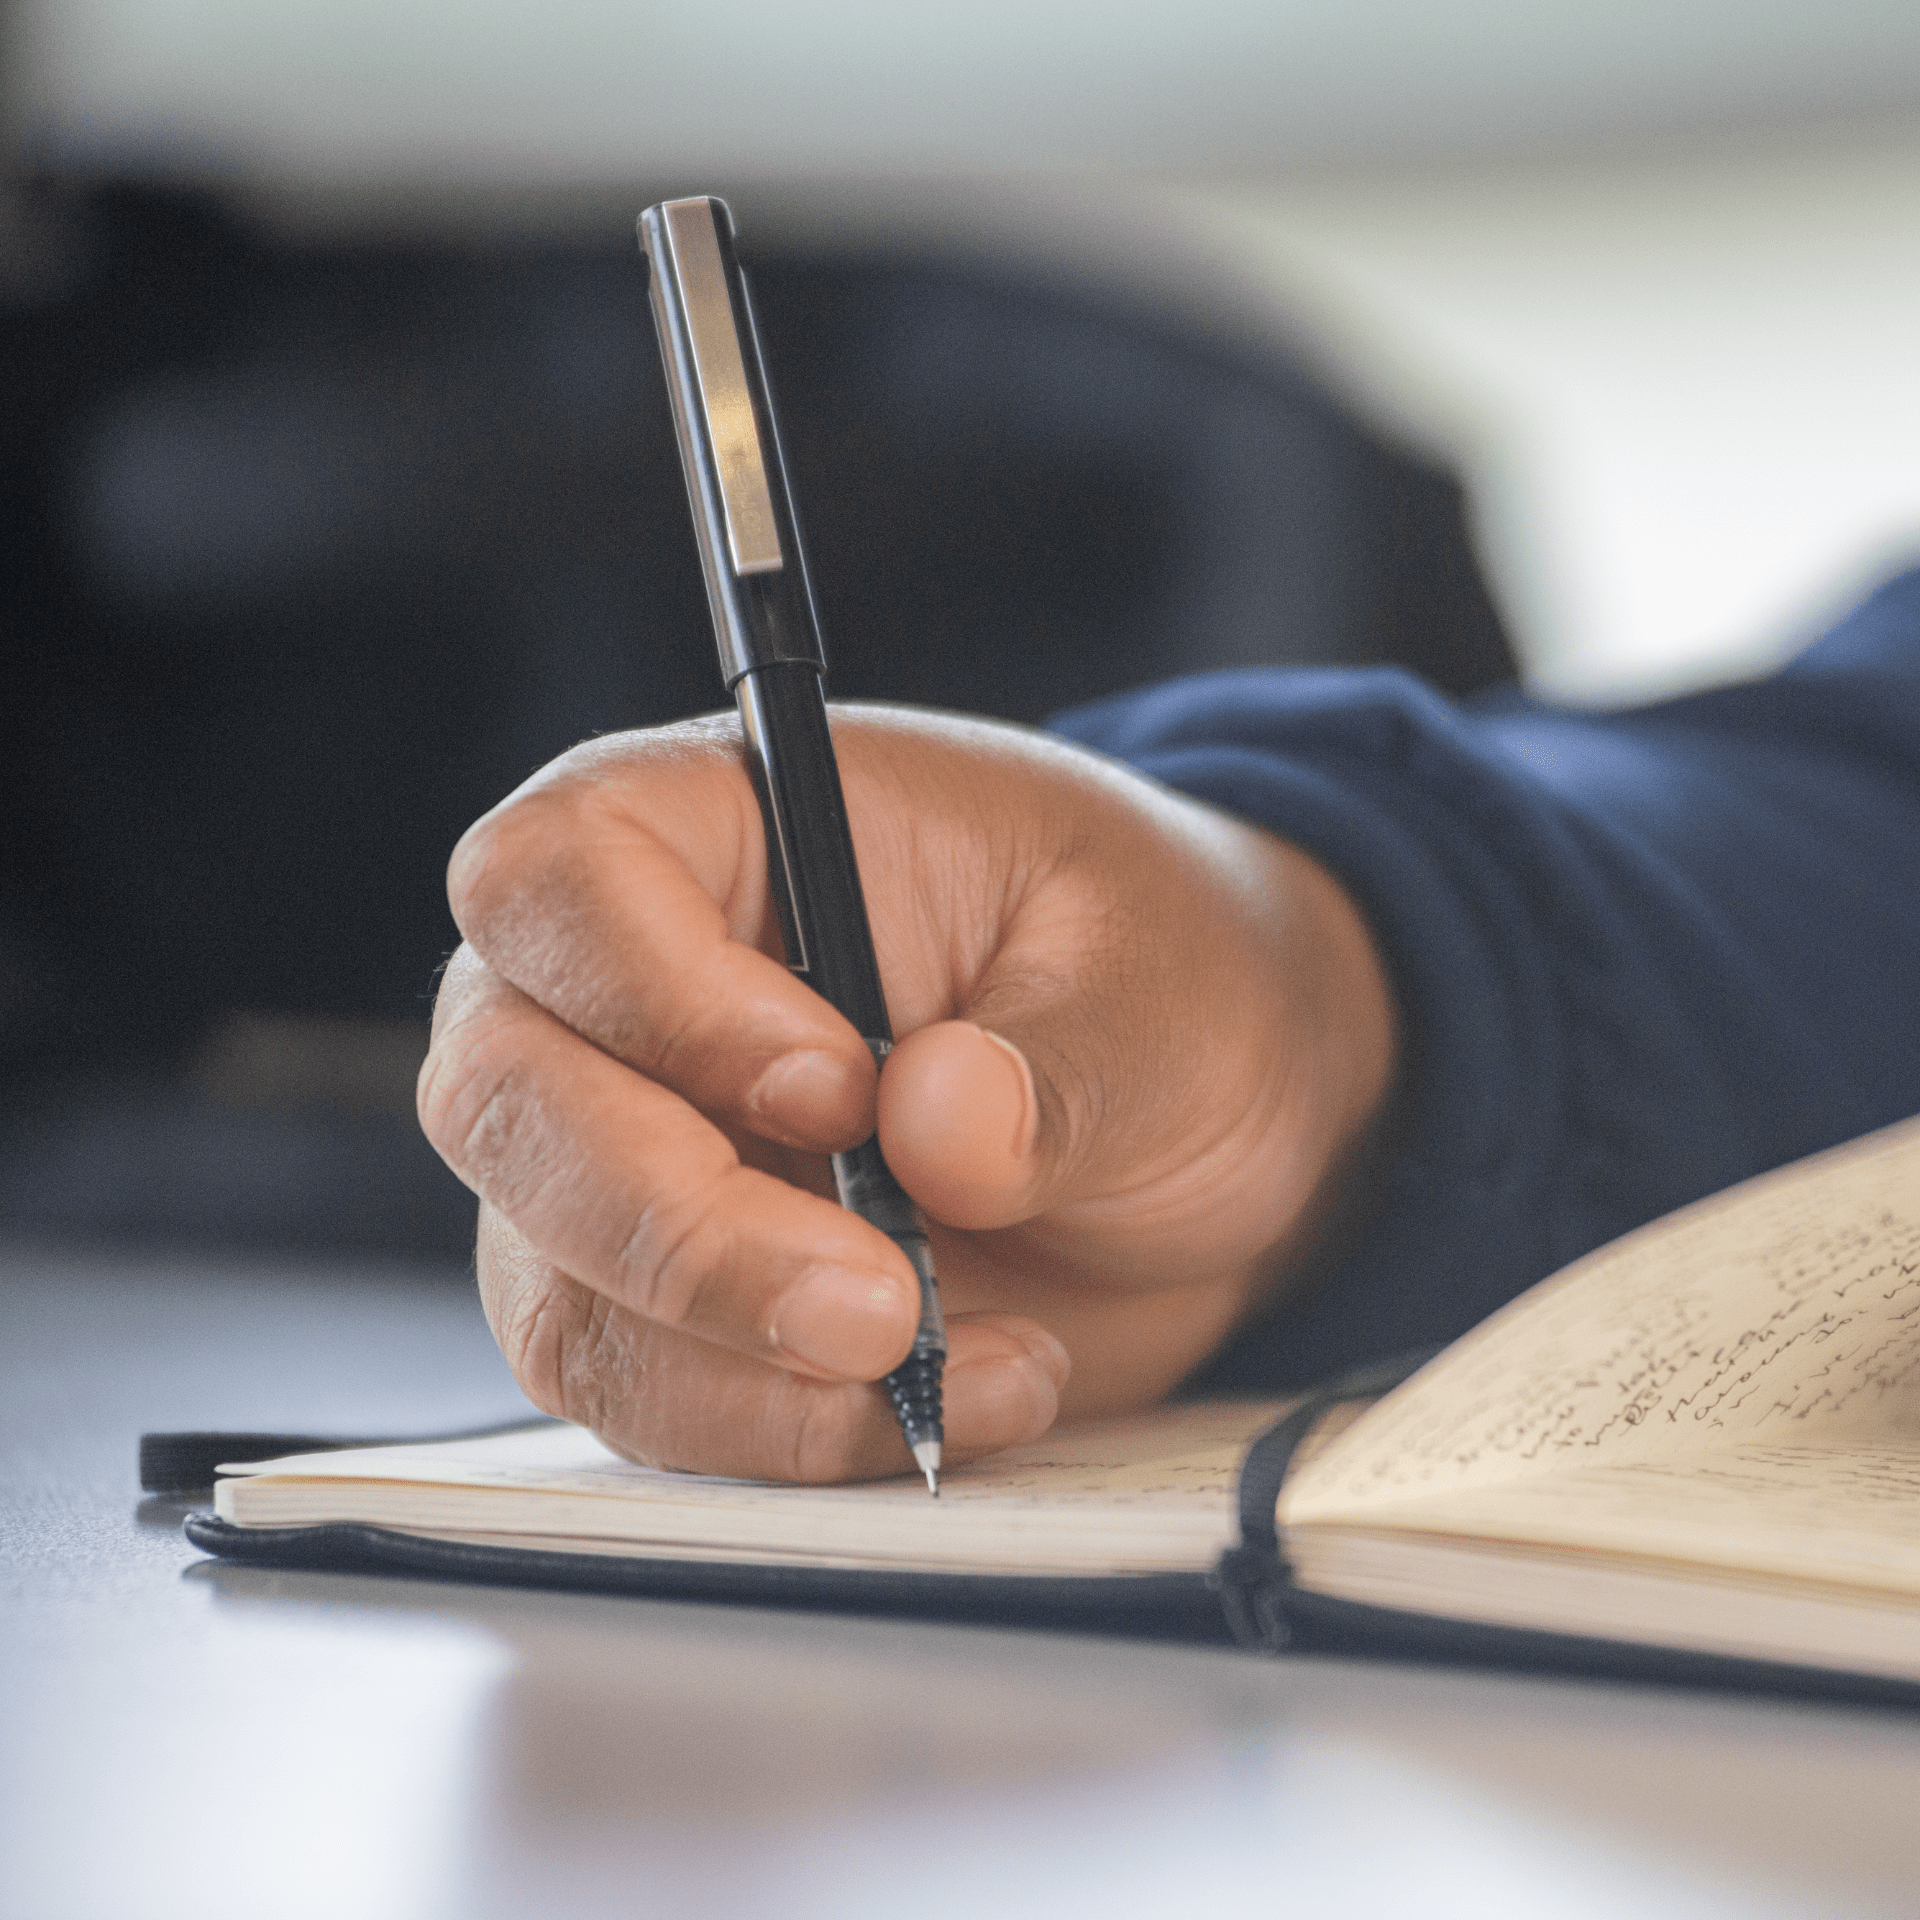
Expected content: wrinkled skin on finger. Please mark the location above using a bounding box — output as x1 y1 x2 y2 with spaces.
418 706 1397 1482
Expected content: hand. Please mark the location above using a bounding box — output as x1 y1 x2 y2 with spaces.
419 706 1396 1481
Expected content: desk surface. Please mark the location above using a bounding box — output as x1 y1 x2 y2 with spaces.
6 1239 1920 1920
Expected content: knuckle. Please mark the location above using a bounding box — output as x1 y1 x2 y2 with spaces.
500 1272 623 1434
446 783 580 935
610 1168 740 1332
445 812 509 932
498 1276 571 1416
645 1000 705 1086
415 1015 526 1192
554 1289 624 1434
781 1385 862 1484
425 944 495 1056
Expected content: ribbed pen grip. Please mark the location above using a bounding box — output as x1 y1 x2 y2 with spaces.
884 1344 946 1454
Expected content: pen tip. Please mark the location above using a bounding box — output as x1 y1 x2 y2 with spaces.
912 1438 942 1497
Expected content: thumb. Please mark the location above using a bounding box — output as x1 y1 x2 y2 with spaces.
872 855 1389 1273
875 1021 1051 1231
872 818 1264 1237
877 930 1196 1237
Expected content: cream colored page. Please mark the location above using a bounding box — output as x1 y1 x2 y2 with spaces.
1304 1442 1920 1596
1284 1116 1920 1528
216 1398 1286 1569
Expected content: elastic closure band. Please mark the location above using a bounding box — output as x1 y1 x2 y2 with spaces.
1211 1347 1441 1651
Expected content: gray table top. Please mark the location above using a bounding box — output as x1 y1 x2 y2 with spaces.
6 1238 1919 1920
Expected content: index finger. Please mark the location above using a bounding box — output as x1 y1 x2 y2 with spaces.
421 944 919 1382
447 719 876 1153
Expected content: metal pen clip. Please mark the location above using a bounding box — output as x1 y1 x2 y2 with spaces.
649 199 784 578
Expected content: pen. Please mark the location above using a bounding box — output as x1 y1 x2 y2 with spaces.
638 196 947 1494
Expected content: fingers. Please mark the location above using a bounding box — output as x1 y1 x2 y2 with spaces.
421 947 918 1381
477 1205 1071 1482
434 703 1400 1471
446 724 876 1154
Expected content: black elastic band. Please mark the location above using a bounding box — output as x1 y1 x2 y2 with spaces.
138 1418 555 1495
1212 1347 1441 1651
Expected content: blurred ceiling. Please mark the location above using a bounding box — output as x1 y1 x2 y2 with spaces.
10 0 1920 181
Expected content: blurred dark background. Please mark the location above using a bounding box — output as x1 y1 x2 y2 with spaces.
0 174 1514 1261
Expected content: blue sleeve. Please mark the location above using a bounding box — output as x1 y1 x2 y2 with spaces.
1050 568 1920 1388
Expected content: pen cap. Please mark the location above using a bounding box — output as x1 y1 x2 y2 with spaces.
639 197 827 685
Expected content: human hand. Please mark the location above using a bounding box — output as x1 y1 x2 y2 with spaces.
419 706 1396 1481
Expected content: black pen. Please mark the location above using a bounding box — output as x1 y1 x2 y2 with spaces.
638 196 947 1493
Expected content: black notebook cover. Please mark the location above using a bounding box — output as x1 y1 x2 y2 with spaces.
161 1354 1920 1709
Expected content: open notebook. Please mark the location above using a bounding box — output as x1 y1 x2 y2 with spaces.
183 1115 1920 1699
211 1398 1278 1576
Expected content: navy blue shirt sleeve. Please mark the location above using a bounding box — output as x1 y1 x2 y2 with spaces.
1049 568 1920 1388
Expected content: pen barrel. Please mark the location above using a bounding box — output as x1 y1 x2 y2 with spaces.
839 1136 947 1392
736 662 947 1364
639 194 948 1456
640 199 826 684
735 661 891 1040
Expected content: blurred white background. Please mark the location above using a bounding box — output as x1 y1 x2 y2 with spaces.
11 0 1920 178
1159 132 1920 701
9 0 1920 699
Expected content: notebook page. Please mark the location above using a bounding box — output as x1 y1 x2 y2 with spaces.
1290 1440 1920 1597
215 1397 1286 1576
1283 1115 1920 1529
